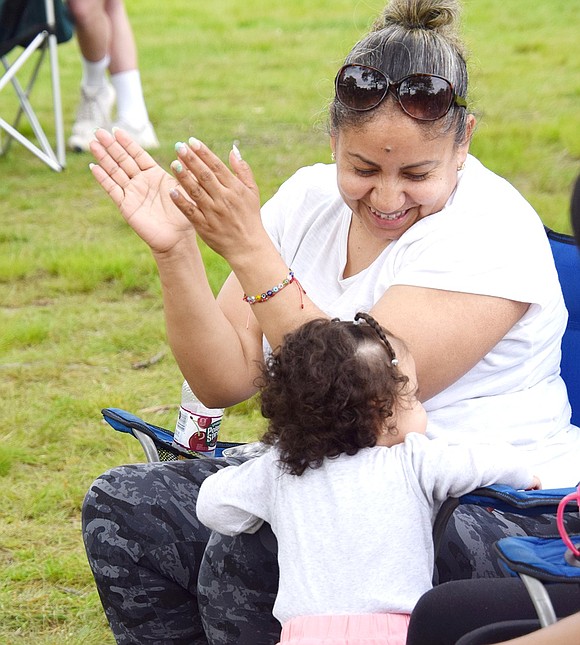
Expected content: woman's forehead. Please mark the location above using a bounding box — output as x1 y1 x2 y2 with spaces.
337 112 456 159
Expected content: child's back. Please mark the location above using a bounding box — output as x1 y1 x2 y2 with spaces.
198 432 532 624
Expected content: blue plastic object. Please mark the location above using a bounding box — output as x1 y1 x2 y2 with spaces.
495 534 580 582
547 228 580 427
459 484 578 516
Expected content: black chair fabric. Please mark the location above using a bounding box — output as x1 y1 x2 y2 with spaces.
0 0 73 56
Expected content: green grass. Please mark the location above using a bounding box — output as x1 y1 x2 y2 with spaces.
0 0 578 642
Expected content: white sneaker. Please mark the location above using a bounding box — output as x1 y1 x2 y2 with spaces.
112 120 160 150
68 83 116 152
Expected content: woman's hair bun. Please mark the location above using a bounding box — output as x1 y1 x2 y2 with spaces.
372 0 460 35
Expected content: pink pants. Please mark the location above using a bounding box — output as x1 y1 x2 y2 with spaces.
278 613 411 645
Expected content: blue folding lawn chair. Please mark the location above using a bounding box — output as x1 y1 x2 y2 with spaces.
446 487 580 645
493 485 580 628
100 406 244 462
547 227 580 428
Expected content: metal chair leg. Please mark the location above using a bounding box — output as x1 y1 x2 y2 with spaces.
519 574 558 627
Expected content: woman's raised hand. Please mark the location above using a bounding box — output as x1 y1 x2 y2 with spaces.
168 138 264 265
89 129 197 255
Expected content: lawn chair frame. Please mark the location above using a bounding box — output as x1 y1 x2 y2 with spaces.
0 0 72 171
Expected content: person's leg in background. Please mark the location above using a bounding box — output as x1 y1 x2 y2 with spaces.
67 0 158 152
67 0 114 152
105 0 158 147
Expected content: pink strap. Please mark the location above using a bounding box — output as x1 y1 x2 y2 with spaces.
557 485 580 557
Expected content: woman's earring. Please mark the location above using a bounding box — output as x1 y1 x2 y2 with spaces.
457 161 465 172
331 151 336 161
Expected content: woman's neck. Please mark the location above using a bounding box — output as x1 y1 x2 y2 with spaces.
344 213 393 278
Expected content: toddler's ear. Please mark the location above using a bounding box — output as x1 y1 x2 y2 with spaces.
375 422 403 448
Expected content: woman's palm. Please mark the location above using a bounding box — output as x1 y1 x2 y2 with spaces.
118 165 194 253
89 129 196 254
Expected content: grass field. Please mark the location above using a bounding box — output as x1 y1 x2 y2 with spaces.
1 0 579 642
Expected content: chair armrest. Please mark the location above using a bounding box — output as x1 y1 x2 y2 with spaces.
101 407 242 461
432 485 578 567
459 484 578 516
495 535 580 583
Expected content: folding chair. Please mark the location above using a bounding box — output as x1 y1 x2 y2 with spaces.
100 407 244 462
0 0 73 171
547 227 580 428
493 485 580 628
449 489 580 645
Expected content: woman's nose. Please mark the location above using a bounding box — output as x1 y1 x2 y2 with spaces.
371 180 406 213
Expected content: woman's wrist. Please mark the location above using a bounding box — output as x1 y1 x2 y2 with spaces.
220 227 276 274
227 241 293 302
151 231 201 270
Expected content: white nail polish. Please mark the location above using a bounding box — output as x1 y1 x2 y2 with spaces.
188 137 201 150
232 144 242 161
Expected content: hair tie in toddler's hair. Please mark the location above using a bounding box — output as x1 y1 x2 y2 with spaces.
354 312 399 366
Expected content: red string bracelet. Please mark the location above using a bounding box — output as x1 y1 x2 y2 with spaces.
242 269 305 308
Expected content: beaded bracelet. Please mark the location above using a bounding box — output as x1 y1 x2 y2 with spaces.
243 270 299 305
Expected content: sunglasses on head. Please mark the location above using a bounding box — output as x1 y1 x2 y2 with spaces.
335 64 467 121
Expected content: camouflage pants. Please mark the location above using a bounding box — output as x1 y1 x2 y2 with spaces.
82 457 280 645
436 503 580 582
82 459 579 644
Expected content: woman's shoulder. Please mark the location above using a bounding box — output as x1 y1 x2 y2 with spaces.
402 156 546 251
455 156 541 224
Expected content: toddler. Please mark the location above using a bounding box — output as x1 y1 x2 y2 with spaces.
197 313 539 645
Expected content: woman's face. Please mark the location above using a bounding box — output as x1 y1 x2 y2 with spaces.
331 108 474 244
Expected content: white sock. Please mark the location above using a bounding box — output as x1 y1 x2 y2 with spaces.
81 55 110 88
110 70 149 127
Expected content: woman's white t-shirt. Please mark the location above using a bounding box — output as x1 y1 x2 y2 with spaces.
260 154 579 487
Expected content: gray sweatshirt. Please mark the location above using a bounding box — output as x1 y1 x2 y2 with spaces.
197 432 533 625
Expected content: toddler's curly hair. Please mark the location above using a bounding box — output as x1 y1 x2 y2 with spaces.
258 313 411 475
